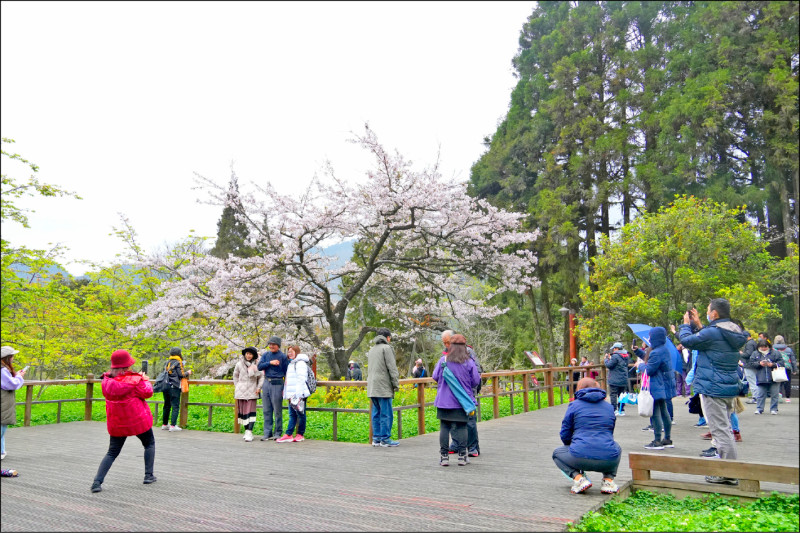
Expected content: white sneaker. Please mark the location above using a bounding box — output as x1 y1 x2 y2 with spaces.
169 425 183 431
244 430 253 442
161 425 169 430
570 476 592 494
1 452 6 460
600 479 619 494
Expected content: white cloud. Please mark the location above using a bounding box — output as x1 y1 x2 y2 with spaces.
1 1 535 275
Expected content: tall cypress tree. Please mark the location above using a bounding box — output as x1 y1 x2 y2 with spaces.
209 171 257 259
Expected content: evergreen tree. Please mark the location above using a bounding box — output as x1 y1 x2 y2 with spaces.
208 170 257 259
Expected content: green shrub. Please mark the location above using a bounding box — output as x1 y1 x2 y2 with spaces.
567 490 800 532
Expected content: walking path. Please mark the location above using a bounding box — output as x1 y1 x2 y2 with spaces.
1 398 797 531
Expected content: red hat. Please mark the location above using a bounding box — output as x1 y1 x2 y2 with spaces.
111 349 136 369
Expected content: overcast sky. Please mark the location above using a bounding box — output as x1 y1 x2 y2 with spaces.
2 1 536 275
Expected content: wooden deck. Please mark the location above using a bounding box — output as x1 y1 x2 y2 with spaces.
1 397 797 531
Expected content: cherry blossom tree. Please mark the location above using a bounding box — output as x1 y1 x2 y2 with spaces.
130 126 540 378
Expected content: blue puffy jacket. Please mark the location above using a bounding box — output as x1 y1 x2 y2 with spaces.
559 387 621 460
678 318 747 398
604 350 631 388
640 327 675 401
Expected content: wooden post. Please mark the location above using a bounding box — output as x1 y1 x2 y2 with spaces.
57 402 62 423
569 366 575 402
523 371 530 412
24 384 33 426
179 388 189 428
207 406 213 429
368 404 373 443
509 376 515 415
396 409 402 439
84 374 94 421
233 406 240 434
545 364 555 407
601 364 608 392
492 376 500 419
417 382 426 435
332 411 338 441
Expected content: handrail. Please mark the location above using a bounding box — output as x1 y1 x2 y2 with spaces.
16 364 608 442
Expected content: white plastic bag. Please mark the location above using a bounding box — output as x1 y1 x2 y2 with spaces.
638 371 654 417
771 366 789 383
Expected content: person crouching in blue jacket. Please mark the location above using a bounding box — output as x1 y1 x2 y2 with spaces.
552 377 621 495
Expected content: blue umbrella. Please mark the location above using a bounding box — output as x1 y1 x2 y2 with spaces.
627 323 681 372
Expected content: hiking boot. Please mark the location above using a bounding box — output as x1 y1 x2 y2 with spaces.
733 430 742 442
700 447 719 458
661 438 674 448
90 482 102 493
644 440 664 450
440 454 449 467
168 425 182 431
570 476 592 494
275 434 294 443
700 432 712 440
705 475 739 485
380 439 400 447
600 479 619 494
293 434 305 442
143 474 157 484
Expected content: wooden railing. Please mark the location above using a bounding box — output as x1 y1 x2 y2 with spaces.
16 363 607 441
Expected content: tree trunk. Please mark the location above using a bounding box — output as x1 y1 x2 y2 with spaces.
527 288 547 361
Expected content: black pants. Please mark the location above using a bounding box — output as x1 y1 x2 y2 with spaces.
609 385 626 412
440 420 467 455
552 445 619 479
449 412 479 453
782 373 792 399
162 387 181 426
93 428 155 484
652 398 672 441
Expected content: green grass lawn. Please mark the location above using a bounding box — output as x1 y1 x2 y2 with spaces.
13 381 568 442
567 490 799 532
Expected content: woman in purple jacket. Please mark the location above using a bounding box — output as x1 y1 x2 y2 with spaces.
432 334 480 467
553 377 621 494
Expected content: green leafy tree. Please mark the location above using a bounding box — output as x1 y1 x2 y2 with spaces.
208 170 258 259
578 196 782 351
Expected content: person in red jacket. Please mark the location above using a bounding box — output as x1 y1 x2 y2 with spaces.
90 349 156 493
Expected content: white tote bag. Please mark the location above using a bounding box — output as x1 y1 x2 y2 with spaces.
771 366 789 383
638 371 654 417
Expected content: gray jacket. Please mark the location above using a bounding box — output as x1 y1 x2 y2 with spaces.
366 335 399 398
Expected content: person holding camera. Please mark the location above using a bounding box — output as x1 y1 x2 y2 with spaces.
678 298 747 486
90 349 155 493
161 347 191 432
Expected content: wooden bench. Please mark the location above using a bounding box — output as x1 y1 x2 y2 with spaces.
629 452 799 500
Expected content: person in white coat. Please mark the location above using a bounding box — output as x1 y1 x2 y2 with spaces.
233 347 264 442
276 345 311 442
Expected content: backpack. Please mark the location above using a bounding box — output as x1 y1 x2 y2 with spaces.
779 350 791 368
152 369 169 393
306 365 317 395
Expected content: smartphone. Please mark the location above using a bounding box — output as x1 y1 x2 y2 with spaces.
22 365 30 373
141 361 148 375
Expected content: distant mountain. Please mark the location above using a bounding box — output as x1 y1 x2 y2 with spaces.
317 240 355 272
8 262 86 283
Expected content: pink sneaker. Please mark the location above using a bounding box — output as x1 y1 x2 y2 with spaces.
293 434 305 442
275 434 294 443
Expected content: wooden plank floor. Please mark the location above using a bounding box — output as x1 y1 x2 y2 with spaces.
1 397 797 531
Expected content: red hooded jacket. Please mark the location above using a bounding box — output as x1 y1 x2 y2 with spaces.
101 371 154 437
